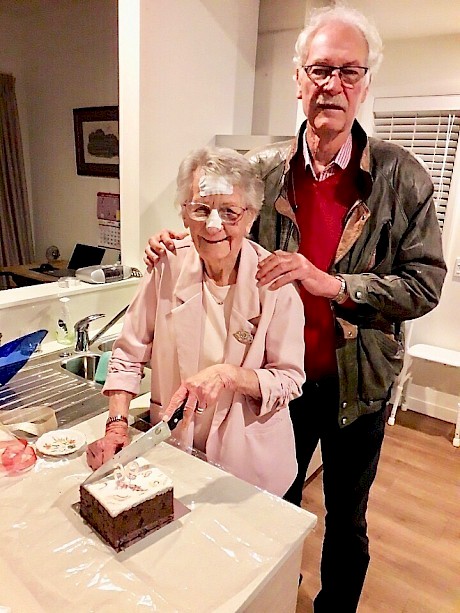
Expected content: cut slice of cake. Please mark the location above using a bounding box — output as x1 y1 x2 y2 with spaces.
80 458 174 551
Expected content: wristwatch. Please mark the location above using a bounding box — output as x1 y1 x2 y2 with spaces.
106 414 128 427
332 275 348 304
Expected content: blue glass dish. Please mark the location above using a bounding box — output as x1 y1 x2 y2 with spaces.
0 329 48 386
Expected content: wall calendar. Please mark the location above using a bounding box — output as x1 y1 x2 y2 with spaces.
97 192 120 250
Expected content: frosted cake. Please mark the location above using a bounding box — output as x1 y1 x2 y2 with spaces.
80 458 174 551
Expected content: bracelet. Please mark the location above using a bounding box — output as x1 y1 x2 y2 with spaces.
332 275 348 304
106 414 128 427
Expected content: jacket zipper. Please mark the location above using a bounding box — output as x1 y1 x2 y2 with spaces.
282 219 295 251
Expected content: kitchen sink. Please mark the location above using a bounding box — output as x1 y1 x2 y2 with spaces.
61 353 101 380
97 338 115 353
60 348 150 396
0 340 151 432
0 349 107 430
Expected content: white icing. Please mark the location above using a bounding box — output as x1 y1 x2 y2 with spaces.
198 172 233 196
206 208 223 230
84 457 173 518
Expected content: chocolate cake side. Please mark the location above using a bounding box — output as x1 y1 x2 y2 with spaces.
80 484 174 552
79 459 174 552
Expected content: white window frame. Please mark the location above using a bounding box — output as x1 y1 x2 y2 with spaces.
373 96 460 248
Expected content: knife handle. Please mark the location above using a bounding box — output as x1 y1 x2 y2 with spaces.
167 400 186 431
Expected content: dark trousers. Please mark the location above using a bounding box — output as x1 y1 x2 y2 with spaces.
284 378 387 613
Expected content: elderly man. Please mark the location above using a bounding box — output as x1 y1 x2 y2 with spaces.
144 5 446 611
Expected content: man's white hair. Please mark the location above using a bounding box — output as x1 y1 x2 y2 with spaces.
293 3 383 79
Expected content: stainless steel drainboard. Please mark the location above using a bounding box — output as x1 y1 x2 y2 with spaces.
0 350 108 430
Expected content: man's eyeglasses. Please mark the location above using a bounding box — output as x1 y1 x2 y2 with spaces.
183 201 248 224
303 64 369 88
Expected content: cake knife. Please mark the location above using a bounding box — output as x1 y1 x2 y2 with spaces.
83 401 186 485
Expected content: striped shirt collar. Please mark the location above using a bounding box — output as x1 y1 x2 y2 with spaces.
302 132 353 181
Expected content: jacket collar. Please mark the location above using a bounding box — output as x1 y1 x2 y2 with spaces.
174 243 203 303
170 247 203 379
293 119 373 195
229 239 261 321
288 120 373 264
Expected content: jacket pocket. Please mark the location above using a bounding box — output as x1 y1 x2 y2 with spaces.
242 409 297 496
364 219 392 273
357 327 403 403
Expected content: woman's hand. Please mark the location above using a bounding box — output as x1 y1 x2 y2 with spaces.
143 229 189 268
86 421 130 470
163 364 238 427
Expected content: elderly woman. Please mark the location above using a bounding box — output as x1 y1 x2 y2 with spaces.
87 147 305 496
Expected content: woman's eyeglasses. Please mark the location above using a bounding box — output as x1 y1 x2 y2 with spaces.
183 201 247 224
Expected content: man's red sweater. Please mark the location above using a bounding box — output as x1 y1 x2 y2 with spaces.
287 151 359 380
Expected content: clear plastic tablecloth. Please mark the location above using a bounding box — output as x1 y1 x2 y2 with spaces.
0 412 316 612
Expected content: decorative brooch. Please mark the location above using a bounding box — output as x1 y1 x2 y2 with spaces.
233 330 254 345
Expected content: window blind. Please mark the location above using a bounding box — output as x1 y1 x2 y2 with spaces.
373 111 460 229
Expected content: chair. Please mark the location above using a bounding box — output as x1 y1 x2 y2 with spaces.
0 271 16 290
388 321 460 447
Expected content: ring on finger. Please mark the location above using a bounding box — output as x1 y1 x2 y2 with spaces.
195 406 205 414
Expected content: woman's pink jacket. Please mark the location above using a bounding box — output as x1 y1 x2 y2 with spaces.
103 238 306 496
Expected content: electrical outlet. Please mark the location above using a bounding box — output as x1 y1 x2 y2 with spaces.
454 257 460 278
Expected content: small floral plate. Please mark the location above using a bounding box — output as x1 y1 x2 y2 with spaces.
35 429 86 456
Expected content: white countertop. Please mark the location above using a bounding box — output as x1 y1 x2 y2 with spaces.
0 400 317 612
0 276 140 310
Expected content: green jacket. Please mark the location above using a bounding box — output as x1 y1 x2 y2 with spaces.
246 120 447 426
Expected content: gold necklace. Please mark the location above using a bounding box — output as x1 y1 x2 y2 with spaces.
204 277 230 306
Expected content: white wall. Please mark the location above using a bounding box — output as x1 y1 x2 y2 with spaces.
253 0 333 135
0 0 119 264
372 34 460 99
252 0 306 135
119 0 260 268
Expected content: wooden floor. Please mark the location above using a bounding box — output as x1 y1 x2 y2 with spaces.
296 409 460 613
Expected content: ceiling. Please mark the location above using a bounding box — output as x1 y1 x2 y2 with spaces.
1 0 459 40
259 0 460 40
351 0 460 40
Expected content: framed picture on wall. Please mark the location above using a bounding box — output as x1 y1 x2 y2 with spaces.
73 106 119 178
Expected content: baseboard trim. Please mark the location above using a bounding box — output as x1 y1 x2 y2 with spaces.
403 389 458 424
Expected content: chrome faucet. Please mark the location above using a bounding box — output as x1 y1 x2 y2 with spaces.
88 305 128 348
74 314 105 352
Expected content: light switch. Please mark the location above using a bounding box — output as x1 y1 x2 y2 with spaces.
454 257 460 277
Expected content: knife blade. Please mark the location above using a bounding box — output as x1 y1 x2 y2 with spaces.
83 400 186 485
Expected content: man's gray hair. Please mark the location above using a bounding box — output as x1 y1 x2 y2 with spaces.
175 146 264 214
293 3 383 78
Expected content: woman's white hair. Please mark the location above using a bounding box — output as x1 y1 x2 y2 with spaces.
175 146 264 214
293 3 383 79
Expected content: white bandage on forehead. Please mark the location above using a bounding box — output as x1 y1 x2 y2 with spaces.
198 171 233 196
206 208 223 230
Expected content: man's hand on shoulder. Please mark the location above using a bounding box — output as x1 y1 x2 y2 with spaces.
143 229 189 268
256 250 342 298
